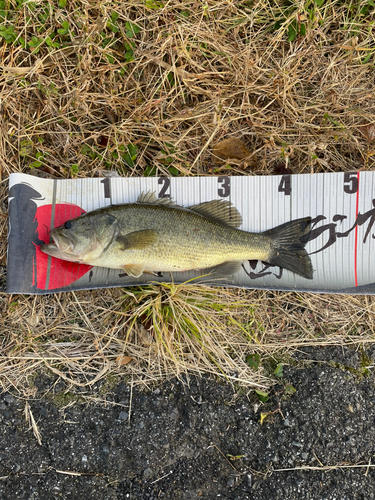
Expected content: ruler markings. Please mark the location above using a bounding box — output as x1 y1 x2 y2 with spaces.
7 172 375 293
368 171 374 288
321 173 327 287
354 171 360 287
356 170 375 288
341 173 346 287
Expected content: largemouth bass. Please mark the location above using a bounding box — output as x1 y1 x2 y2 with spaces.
41 192 313 279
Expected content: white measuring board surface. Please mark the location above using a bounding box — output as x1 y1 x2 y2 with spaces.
6 171 375 295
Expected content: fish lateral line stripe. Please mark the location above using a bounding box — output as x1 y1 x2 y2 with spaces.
354 171 360 287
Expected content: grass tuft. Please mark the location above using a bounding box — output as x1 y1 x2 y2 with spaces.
1 284 375 392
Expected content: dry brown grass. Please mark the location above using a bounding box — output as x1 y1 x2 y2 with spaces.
1 282 375 393
1 0 375 394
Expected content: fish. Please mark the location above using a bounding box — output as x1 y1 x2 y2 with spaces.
40 192 313 279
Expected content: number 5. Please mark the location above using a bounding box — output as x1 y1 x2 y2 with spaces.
343 172 358 194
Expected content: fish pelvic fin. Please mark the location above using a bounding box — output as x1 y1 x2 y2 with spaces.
265 217 313 279
122 264 145 278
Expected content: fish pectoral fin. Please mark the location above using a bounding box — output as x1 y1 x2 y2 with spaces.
116 229 157 250
200 261 242 277
188 200 242 228
122 264 145 278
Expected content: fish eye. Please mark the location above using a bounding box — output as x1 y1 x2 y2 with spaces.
64 221 72 229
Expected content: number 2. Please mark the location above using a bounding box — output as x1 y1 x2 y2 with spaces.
158 177 170 198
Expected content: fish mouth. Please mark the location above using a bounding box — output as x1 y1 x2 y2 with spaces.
40 231 76 261
52 231 74 253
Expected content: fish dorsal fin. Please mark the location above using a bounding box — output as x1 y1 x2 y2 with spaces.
188 200 242 228
137 191 176 207
116 229 157 250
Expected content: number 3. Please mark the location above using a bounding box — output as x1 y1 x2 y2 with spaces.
218 176 230 197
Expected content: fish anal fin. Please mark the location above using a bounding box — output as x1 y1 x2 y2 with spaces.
188 200 242 228
201 261 242 277
122 264 145 278
116 229 157 250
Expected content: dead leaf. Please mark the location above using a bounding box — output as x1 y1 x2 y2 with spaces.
211 138 251 164
358 123 375 142
116 355 133 366
26 314 40 327
273 163 292 175
1 66 34 75
93 18 107 34
96 135 109 147
104 108 119 124
1 60 47 76
30 164 57 179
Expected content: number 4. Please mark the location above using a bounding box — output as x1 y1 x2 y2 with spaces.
278 175 291 196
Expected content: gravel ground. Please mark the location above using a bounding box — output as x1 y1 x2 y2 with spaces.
0 345 374 500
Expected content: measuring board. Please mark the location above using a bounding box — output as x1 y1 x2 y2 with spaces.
6 171 375 295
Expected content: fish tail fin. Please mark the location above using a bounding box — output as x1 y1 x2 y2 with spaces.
265 217 313 279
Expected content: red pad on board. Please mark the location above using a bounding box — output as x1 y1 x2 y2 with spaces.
34 204 92 290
